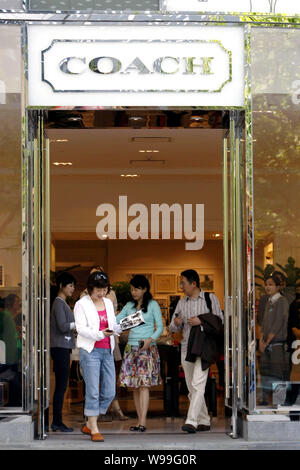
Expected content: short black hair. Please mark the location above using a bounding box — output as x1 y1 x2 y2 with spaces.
181 269 200 288
87 271 110 296
265 273 282 287
272 270 286 283
56 272 76 290
4 294 20 310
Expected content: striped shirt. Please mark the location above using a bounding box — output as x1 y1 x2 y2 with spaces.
169 290 224 354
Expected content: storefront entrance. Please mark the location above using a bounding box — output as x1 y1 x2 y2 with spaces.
26 107 247 439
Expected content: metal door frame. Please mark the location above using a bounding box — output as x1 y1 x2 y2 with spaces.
223 110 245 438
29 110 51 439
26 107 247 440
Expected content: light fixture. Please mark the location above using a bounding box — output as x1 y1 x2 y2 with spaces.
129 116 144 121
68 116 82 121
52 162 73 166
139 150 160 153
190 115 204 122
120 174 140 178
212 233 221 238
102 234 108 239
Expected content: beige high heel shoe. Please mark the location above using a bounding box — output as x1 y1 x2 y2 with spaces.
111 408 129 421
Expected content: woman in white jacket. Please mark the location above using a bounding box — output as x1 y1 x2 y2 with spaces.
74 271 121 442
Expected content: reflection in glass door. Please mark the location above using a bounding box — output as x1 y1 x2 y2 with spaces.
29 110 50 439
223 111 246 438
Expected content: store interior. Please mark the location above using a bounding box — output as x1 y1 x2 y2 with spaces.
45 109 228 433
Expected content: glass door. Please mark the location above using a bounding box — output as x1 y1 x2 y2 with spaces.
29 110 51 439
223 110 246 438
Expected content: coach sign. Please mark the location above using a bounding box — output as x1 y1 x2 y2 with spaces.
28 25 245 107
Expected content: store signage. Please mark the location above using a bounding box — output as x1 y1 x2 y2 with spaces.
43 40 230 94
163 0 300 14
28 25 245 106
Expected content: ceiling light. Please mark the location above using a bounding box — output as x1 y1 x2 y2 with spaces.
139 150 160 153
131 137 172 143
190 115 204 121
129 116 144 121
68 116 82 121
213 233 221 238
52 162 73 166
120 174 140 178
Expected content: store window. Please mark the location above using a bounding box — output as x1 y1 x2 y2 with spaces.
252 28 300 409
28 0 159 11
0 0 23 9
0 26 22 408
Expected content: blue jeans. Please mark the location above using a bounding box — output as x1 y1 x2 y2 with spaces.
79 348 116 417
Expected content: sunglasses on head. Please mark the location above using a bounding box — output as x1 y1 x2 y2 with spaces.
93 272 108 281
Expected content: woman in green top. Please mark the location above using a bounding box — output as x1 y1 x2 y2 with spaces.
116 275 163 432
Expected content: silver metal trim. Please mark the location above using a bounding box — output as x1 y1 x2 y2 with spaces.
223 136 230 402
40 38 232 94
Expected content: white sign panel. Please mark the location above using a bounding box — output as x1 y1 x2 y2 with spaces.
28 25 245 107
163 0 300 14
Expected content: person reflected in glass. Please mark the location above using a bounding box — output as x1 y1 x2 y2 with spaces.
74 271 122 442
0 294 22 406
285 292 300 406
116 275 163 432
50 272 77 432
258 271 294 328
259 273 290 406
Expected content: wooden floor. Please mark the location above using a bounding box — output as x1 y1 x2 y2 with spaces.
49 361 227 434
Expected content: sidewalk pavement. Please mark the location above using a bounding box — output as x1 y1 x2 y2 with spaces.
1 432 300 450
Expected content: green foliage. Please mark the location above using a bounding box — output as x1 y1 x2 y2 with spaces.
255 257 300 293
276 257 300 288
111 281 132 311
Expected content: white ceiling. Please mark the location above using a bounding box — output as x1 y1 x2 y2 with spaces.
47 127 225 236
47 127 224 177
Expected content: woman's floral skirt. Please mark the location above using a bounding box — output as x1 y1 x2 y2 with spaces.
120 343 162 388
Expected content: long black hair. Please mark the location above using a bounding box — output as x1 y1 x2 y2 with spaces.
130 275 153 313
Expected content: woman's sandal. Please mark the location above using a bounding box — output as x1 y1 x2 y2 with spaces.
130 426 140 431
112 409 129 421
138 425 146 432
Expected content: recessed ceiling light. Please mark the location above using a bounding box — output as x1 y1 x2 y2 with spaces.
129 116 144 121
120 174 140 178
139 150 160 153
52 162 73 166
190 115 204 121
68 116 82 121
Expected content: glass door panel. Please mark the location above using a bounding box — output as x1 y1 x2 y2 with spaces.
223 111 246 437
30 110 50 439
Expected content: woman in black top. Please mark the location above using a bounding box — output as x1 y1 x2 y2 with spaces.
50 272 76 432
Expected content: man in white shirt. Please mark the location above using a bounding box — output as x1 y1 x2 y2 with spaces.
169 269 223 433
